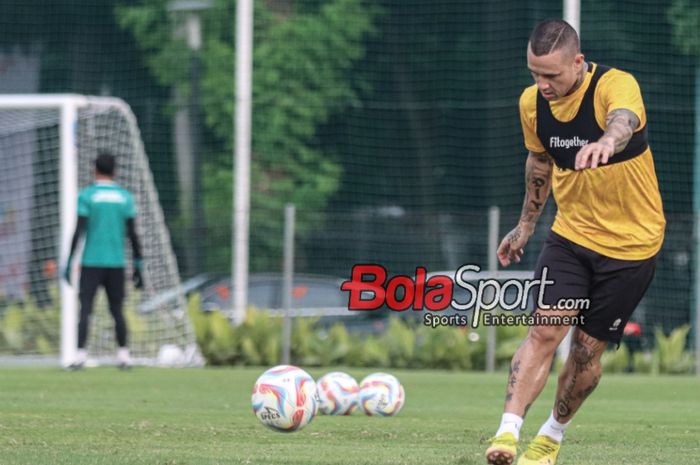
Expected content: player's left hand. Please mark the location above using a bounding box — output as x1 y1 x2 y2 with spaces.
132 258 144 289
133 268 144 289
574 139 614 170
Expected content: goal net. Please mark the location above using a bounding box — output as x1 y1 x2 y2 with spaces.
0 95 199 366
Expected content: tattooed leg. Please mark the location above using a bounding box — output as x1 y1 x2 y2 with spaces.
553 328 606 423
504 313 572 417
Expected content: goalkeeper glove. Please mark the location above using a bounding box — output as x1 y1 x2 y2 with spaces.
133 258 144 289
63 257 73 285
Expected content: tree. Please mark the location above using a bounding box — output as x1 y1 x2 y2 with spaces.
669 0 700 58
118 0 376 271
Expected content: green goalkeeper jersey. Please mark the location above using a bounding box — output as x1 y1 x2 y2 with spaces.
77 181 137 267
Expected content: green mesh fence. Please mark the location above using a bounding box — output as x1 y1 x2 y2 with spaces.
0 0 697 355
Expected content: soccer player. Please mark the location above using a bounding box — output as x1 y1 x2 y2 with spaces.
63 153 144 370
485 19 665 465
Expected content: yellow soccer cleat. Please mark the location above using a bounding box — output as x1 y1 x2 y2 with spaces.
485 432 518 465
516 435 561 465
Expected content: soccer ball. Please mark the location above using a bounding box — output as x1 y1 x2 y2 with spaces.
316 372 359 415
251 365 318 432
156 344 185 367
359 372 405 416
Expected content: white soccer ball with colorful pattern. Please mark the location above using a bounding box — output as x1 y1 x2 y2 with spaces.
359 372 405 416
316 372 359 415
251 365 318 432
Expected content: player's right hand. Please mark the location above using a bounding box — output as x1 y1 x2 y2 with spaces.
496 224 532 267
62 259 72 285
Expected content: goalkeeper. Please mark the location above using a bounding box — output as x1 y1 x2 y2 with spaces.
63 153 143 370
485 19 665 465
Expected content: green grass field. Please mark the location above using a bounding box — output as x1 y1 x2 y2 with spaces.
1 367 699 465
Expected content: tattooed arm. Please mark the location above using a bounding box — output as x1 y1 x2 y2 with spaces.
575 108 641 170
599 109 640 153
496 151 553 267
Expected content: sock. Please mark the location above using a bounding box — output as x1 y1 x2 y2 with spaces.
117 347 131 364
75 349 88 364
537 411 570 442
495 413 524 440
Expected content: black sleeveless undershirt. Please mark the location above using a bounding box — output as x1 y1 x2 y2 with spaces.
535 63 648 170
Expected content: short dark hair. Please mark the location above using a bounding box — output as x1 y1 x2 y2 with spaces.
95 153 115 176
529 19 580 56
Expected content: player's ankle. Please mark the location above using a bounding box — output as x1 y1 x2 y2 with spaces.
537 411 570 442
117 347 131 364
495 412 524 440
75 349 88 364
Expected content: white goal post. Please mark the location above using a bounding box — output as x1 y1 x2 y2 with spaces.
0 94 199 367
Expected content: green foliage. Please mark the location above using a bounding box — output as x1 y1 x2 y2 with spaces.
669 0 700 57
494 322 527 369
116 1 190 90
601 344 630 374
239 309 282 366
187 301 484 369
653 324 694 374
315 323 352 366
632 351 654 374
0 289 61 355
0 287 177 357
348 335 391 367
291 316 321 365
117 0 377 271
208 310 240 364
412 325 473 370
187 293 209 347
188 298 283 366
382 318 415 368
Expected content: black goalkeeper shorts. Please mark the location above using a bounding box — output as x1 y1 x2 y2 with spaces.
531 230 657 344
79 266 125 309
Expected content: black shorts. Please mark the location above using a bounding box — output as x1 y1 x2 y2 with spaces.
532 231 657 343
79 267 125 305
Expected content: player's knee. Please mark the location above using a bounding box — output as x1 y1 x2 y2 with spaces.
527 324 567 351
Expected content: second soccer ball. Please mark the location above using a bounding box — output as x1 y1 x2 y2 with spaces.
317 371 359 415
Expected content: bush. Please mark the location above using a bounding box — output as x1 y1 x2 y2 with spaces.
495 322 527 369
186 298 697 373
414 325 473 370
601 343 630 373
632 351 653 374
383 318 415 368
653 325 694 374
315 324 352 366
188 300 487 369
0 289 61 355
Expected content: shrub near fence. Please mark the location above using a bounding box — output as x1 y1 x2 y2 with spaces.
188 296 696 374
2 290 693 374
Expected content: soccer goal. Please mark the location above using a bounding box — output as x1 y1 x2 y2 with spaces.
0 94 199 367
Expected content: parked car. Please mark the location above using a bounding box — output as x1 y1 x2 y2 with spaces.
196 273 388 334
